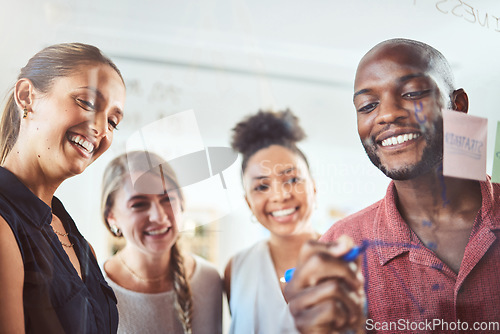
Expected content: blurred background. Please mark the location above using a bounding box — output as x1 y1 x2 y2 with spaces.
1 0 499 329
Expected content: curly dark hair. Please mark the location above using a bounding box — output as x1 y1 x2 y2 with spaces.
231 109 309 172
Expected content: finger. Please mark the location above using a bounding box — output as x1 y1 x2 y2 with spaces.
296 240 331 265
288 280 362 327
296 236 355 266
293 295 348 334
325 235 356 257
294 251 361 290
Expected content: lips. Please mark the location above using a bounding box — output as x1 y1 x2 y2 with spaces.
375 126 423 149
144 226 170 236
380 133 421 147
270 207 298 217
67 133 96 154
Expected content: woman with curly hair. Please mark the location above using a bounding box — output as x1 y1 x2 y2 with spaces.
224 110 319 333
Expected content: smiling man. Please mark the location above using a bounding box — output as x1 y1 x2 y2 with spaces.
285 39 500 333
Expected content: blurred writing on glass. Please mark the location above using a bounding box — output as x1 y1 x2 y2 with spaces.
125 110 240 228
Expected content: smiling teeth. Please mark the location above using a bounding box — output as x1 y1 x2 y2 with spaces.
271 208 297 217
381 133 420 147
145 227 169 236
68 134 95 153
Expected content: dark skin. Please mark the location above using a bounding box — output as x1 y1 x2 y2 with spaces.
284 237 366 334
285 40 482 333
354 43 481 273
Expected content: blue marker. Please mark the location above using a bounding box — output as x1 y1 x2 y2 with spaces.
282 243 366 283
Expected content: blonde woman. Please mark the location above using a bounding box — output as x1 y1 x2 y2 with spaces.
101 151 222 334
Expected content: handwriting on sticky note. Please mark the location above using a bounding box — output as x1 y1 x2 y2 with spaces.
442 109 487 181
444 133 484 159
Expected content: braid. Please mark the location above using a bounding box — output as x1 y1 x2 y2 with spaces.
170 243 193 334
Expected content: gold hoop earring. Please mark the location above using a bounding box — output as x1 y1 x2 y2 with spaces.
23 108 28 119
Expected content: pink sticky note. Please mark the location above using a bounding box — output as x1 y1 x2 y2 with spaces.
443 109 487 181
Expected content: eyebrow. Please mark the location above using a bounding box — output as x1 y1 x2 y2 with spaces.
128 195 149 201
353 73 428 100
79 86 124 116
353 88 370 100
79 86 104 100
251 167 297 180
279 167 296 175
128 192 175 202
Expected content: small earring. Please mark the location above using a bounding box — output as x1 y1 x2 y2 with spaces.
250 214 258 224
110 225 122 237
23 108 28 119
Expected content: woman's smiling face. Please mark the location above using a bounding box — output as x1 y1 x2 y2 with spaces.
23 63 125 178
243 145 316 238
107 171 183 256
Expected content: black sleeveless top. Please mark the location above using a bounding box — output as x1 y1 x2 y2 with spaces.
0 167 118 333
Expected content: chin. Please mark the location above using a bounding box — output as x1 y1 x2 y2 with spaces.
64 161 93 179
365 142 443 181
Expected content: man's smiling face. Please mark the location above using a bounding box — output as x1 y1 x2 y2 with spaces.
353 43 450 180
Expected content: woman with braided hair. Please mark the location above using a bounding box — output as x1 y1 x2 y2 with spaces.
101 151 222 334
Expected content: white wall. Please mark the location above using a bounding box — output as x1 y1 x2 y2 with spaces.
1 0 499 300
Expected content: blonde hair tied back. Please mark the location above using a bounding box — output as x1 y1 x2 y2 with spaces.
100 151 193 333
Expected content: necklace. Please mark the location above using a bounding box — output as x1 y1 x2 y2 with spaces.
51 214 73 248
118 252 169 283
58 239 74 248
52 228 69 237
52 227 74 248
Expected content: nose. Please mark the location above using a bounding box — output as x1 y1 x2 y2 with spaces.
149 200 171 225
375 94 409 125
89 111 108 137
269 180 292 202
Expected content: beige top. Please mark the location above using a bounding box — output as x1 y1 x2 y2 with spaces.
105 255 222 334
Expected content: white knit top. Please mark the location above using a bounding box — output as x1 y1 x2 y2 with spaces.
105 255 222 334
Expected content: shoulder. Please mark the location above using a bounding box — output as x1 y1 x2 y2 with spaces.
0 211 22 260
0 216 24 284
191 255 222 294
0 216 24 333
230 239 268 267
0 216 22 261
320 199 383 243
193 255 220 278
0 195 21 231
191 255 221 287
